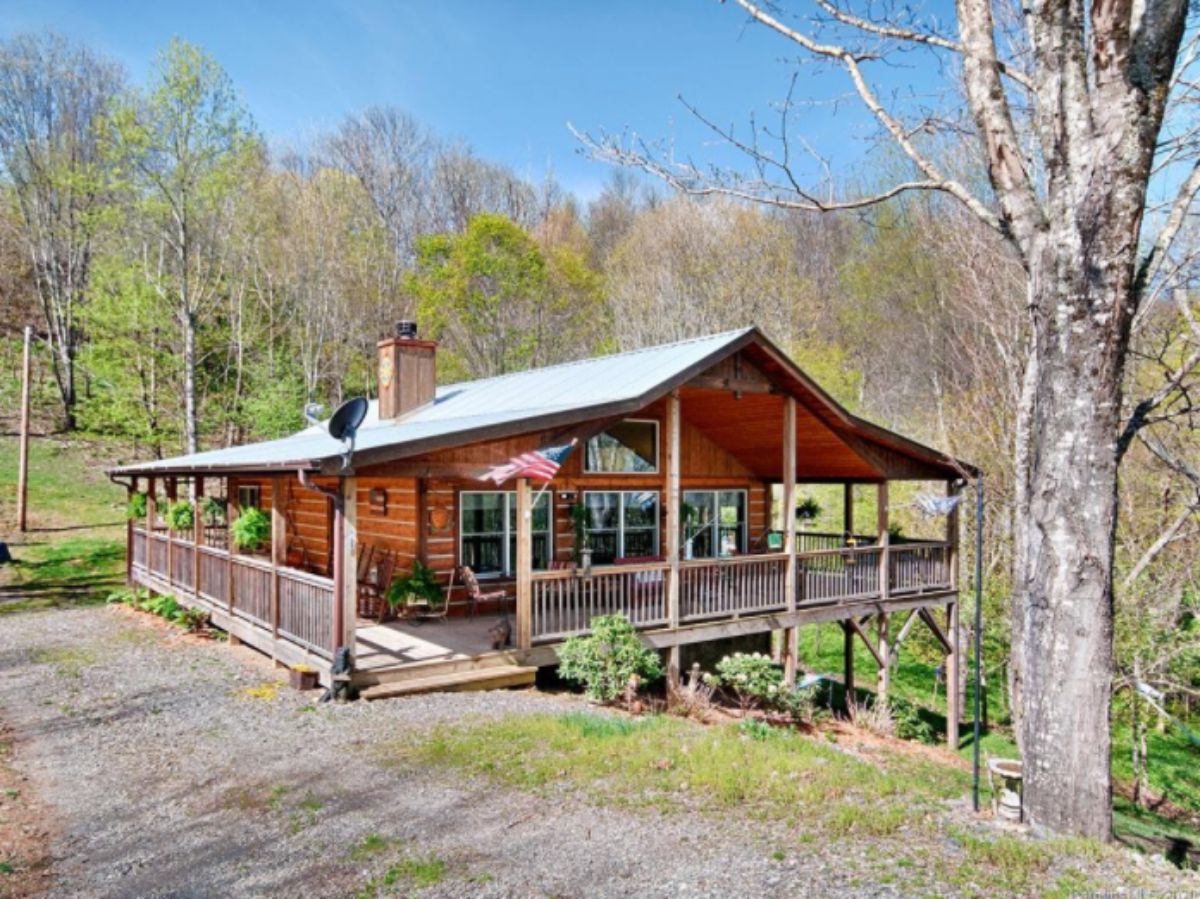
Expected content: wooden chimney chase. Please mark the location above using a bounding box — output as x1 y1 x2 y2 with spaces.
377 320 437 419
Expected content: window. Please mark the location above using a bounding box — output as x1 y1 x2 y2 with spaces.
584 419 659 473
584 491 660 563
682 490 747 559
459 491 551 577
237 485 261 510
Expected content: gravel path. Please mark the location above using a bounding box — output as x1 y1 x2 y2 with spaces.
0 605 1189 898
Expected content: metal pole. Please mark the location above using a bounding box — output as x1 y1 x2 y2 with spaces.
972 474 984 812
16 326 33 532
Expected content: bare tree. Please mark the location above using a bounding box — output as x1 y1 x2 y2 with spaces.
577 0 1198 839
0 33 123 429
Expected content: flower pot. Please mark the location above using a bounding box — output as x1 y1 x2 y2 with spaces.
987 758 1023 822
289 667 318 691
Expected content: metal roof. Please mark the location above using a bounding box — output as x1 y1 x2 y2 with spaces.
111 328 761 476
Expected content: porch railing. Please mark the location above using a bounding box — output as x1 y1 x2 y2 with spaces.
130 525 334 660
529 542 953 643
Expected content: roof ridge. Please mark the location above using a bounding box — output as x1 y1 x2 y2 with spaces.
434 327 756 394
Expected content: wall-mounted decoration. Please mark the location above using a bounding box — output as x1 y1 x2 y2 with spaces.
369 487 388 515
428 507 451 533
558 490 578 503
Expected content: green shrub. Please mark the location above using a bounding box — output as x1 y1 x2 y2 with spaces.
146 594 181 620
889 695 936 744
715 652 784 714
558 613 663 703
231 506 270 551
126 492 148 520
165 500 194 532
387 559 443 609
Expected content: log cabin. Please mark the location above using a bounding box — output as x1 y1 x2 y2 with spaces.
109 324 974 743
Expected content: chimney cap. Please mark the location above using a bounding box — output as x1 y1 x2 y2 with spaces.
395 320 419 340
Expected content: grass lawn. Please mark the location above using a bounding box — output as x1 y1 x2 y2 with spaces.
388 710 1152 896
0 435 127 610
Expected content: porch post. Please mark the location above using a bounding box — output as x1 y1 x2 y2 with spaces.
782 396 798 686
515 477 532 650
876 481 890 705
165 477 177 587
271 476 285 640
145 478 156 581
665 390 682 688
125 478 136 585
226 477 237 619
339 477 357 662
945 479 962 749
843 482 854 539
193 476 204 603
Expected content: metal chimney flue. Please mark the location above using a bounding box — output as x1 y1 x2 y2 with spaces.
396 320 419 340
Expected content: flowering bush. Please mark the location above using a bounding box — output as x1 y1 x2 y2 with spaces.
558 613 663 704
714 652 784 715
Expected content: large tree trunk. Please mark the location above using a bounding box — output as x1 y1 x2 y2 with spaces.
1014 218 1135 838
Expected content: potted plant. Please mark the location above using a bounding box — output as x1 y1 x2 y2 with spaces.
165 500 195 532
387 560 444 615
126 491 148 521
231 506 270 553
796 496 821 524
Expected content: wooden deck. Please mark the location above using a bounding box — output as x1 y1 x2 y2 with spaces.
129 523 956 691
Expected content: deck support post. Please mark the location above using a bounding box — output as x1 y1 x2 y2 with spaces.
842 619 855 711
782 396 798 686
271 477 285 640
945 480 962 749
665 390 682 689
193 477 204 602
515 477 532 650
876 481 890 705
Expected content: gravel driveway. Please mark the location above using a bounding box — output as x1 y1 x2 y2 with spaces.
0 604 1188 898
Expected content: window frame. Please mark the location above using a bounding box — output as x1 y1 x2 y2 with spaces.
682 489 749 559
582 490 661 562
458 490 553 578
583 418 661 475
237 485 261 510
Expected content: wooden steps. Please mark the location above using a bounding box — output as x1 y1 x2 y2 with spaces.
358 664 537 700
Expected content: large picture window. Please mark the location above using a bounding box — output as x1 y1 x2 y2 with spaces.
584 419 659 473
682 490 747 559
584 491 660 563
459 491 551 576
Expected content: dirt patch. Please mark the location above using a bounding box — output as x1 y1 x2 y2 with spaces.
0 721 55 898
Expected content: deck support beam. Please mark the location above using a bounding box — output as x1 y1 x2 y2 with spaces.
665 390 682 689
842 619 855 711
515 477 532 650
340 477 357 663
782 396 798 686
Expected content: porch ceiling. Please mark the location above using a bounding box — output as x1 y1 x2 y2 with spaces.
679 388 883 482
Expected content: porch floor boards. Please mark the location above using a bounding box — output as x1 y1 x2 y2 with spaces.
354 615 507 671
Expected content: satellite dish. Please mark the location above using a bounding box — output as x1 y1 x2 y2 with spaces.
305 397 368 472
328 397 368 441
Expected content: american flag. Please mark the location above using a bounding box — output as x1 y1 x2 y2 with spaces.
480 441 576 485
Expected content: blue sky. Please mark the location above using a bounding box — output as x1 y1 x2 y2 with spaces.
3 0 945 200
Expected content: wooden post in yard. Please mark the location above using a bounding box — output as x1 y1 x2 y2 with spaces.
945 479 962 749
876 481 890 705
271 477 285 640
782 396 798 686
193 476 204 603
515 477 532 650
16 326 32 532
665 390 682 688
